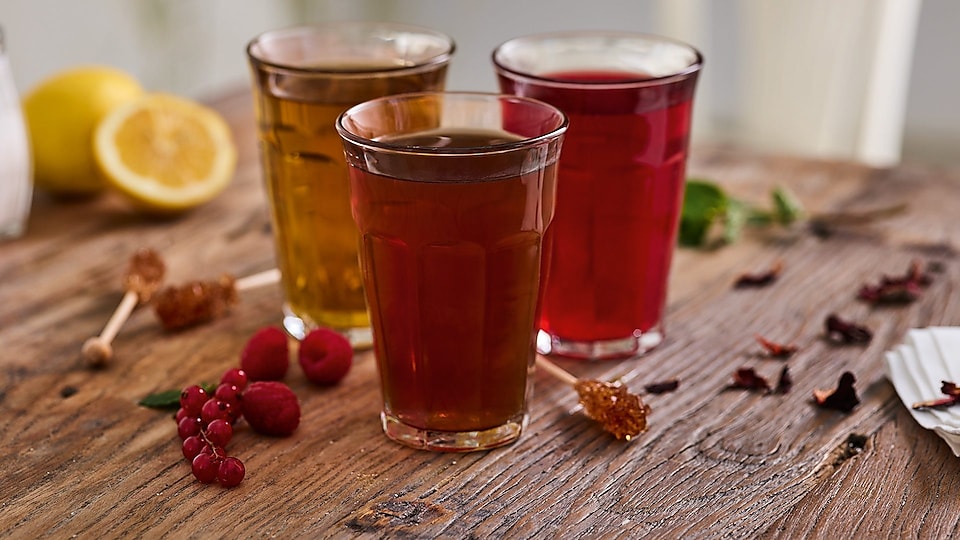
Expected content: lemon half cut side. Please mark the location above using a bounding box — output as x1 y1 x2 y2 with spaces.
94 93 237 213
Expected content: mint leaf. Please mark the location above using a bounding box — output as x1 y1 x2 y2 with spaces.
723 198 748 244
680 179 728 246
772 186 803 225
139 389 181 409
139 382 216 410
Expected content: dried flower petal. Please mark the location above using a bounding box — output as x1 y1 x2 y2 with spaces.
813 371 859 412
912 396 960 410
755 335 798 358
644 379 680 394
574 380 651 441
734 260 783 288
728 367 771 393
912 380 960 409
857 259 932 305
824 314 872 344
774 366 792 394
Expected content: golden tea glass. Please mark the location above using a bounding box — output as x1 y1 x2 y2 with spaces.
246 23 454 343
337 92 567 451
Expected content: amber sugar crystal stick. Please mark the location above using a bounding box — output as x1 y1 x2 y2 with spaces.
153 268 280 331
81 248 166 368
535 355 651 441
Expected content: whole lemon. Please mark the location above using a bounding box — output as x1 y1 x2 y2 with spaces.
23 66 143 196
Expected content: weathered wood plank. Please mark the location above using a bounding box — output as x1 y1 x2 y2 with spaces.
1 90 958 539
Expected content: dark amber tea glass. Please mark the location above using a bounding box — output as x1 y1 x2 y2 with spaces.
337 92 567 451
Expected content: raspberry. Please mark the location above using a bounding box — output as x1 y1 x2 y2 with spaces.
240 326 289 381
298 328 353 385
241 381 300 437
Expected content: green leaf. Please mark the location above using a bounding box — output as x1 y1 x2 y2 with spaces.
772 186 804 225
723 198 748 244
138 389 182 410
138 382 216 410
680 179 728 246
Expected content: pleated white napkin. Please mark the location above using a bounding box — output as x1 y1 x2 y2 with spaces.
884 327 960 456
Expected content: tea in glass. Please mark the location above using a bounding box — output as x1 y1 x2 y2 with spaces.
494 32 702 359
337 92 567 451
247 23 454 342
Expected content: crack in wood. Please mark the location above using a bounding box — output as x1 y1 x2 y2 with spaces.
811 432 869 480
344 499 447 534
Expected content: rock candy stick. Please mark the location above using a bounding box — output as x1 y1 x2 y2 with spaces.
153 268 280 331
535 355 651 441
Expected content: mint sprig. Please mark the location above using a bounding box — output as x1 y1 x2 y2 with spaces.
680 179 804 247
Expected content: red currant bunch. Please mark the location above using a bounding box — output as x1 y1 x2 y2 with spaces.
174 367 301 488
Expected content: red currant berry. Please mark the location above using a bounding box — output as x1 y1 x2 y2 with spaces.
241 381 301 437
220 368 248 390
240 326 289 381
179 385 209 416
217 457 245 488
177 416 203 440
200 444 218 455
204 419 233 447
191 453 220 484
175 407 190 423
214 383 241 406
200 399 233 424
299 328 353 385
182 436 207 461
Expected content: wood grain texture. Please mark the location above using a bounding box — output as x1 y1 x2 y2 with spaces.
2 89 959 539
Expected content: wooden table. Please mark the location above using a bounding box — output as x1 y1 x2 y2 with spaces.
3 89 959 538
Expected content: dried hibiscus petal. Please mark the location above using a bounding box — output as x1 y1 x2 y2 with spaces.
775 366 792 395
755 334 798 358
728 368 771 393
734 260 783 288
813 371 859 412
644 379 680 394
857 259 932 305
824 314 872 344
911 380 960 410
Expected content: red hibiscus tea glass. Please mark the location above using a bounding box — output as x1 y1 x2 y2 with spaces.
493 32 702 360
337 92 567 451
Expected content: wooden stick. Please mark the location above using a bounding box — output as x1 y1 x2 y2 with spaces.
81 291 138 368
235 268 280 291
535 355 578 386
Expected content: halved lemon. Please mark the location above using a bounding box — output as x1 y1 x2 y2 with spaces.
93 93 237 213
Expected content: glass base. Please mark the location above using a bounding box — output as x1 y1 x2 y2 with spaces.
381 411 527 452
281 305 373 350
0 220 26 241
536 327 664 360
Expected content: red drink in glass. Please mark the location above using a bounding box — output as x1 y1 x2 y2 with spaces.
337 93 566 451
494 32 702 360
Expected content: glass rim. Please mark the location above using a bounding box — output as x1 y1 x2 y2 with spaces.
492 30 703 89
336 91 568 157
246 21 455 77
